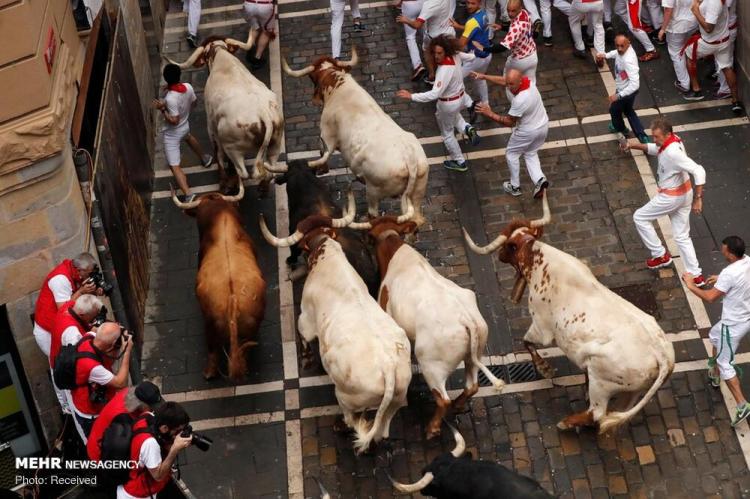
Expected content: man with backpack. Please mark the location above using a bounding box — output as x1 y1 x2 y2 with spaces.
117 402 193 499
61 322 133 443
87 381 164 462
49 294 103 415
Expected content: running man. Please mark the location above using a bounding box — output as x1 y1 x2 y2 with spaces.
397 0 453 84
243 0 277 70
331 0 366 60
450 0 493 114
396 0 427 81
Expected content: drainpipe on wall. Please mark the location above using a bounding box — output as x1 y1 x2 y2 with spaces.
72 148 142 384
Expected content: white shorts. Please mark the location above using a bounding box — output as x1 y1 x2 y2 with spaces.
684 37 733 70
243 1 276 32
709 321 750 380
163 125 190 167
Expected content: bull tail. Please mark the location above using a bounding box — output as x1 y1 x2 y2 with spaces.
252 116 274 179
597 344 674 434
466 322 505 391
399 156 419 218
227 295 254 381
352 363 396 455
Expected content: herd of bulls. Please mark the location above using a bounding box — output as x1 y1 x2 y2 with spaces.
165 29 676 498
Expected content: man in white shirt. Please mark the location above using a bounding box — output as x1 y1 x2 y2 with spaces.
473 68 549 199
396 0 427 81
658 0 698 93
331 0 366 60
397 0 454 84
683 236 750 426
152 64 213 203
623 118 706 285
683 0 743 113
396 36 481 172
596 34 650 144
715 0 737 99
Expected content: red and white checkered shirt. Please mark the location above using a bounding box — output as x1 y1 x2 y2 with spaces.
501 10 537 60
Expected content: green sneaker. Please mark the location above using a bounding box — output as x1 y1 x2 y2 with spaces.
608 122 630 135
443 160 468 172
707 358 720 388
464 125 481 146
638 134 652 144
732 403 750 427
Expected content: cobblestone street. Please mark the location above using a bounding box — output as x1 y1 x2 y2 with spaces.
142 0 750 497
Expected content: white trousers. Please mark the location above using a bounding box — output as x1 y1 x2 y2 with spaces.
666 31 693 90
462 55 492 104
506 125 548 187
51 369 72 415
602 0 612 23
709 321 750 380
401 0 424 69
540 0 572 38
504 53 538 102
331 0 361 59
570 1 605 53
717 28 737 94
436 93 473 162
33 322 52 356
642 0 663 30
183 0 201 36
633 192 702 275
614 0 654 52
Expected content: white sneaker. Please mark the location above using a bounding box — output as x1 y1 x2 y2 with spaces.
202 154 213 168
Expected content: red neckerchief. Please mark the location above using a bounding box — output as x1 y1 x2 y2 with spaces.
658 133 681 154
168 83 188 93
511 77 531 95
439 56 456 66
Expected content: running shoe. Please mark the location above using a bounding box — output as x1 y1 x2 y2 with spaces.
608 122 630 136
731 101 746 115
411 64 426 82
708 370 720 388
533 177 549 199
465 125 480 146
732 403 750 427
638 51 660 62
443 160 468 172
715 89 731 99
503 181 522 197
543 36 553 47
353 21 366 32
646 252 672 270
673 81 689 93
186 34 199 48
573 49 587 60
637 134 652 144
202 154 214 168
683 90 704 101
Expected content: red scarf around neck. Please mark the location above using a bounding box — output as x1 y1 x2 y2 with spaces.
658 133 681 154
168 83 188 93
439 56 456 66
511 77 531 95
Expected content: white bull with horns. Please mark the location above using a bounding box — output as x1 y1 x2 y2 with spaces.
463 193 675 433
282 48 429 227
165 29 284 183
259 194 413 454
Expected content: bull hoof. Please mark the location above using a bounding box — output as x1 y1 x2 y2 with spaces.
333 417 350 433
203 366 219 380
556 420 572 431
534 359 555 379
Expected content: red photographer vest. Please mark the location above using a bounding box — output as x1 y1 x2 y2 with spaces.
123 417 171 498
49 301 87 369
34 259 80 332
87 388 135 461
70 338 114 416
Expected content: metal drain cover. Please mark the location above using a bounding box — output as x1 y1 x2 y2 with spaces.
508 361 541 383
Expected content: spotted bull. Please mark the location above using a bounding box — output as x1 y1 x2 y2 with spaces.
389 423 553 498
349 216 504 438
275 159 379 296
463 193 675 433
259 192 412 454
282 48 429 227
172 183 266 381
166 30 284 185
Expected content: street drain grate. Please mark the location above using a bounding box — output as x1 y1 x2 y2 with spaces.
508 361 542 383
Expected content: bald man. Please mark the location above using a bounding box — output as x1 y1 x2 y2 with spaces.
473 69 549 199
69 322 133 443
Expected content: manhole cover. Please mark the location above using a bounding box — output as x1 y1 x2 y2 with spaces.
477 365 507 387
611 283 659 316
508 361 542 383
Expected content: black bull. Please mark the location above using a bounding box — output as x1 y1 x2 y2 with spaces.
275 159 380 297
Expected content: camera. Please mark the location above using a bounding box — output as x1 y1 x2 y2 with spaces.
88 265 114 296
180 424 213 452
91 305 108 327
113 327 131 351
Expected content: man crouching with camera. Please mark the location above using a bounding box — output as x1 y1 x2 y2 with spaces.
118 402 206 499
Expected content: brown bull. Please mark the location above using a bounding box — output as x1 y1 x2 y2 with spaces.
172 183 266 381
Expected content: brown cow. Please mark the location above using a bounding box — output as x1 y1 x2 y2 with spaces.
172 182 266 381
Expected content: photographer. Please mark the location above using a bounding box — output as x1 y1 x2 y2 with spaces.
49 294 104 414
118 402 193 499
69 322 133 443
33 253 102 357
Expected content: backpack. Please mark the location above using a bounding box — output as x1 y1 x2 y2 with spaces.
99 413 154 487
53 336 100 390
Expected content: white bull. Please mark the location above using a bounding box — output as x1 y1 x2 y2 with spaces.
464 193 675 433
259 193 412 454
349 216 504 439
166 30 284 183
282 48 429 227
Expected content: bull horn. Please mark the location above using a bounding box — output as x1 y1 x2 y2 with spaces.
314 477 331 499
444 421 466 458
529 189 551 228
331 190 356 228
220 180 245 203
170 184 202 210
282 58 315 78
259 214 304 248
335 46 359 68
387 470 435 495
164 46 206 69
225 28 256 52
264 161 288 173
462 228 507 255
